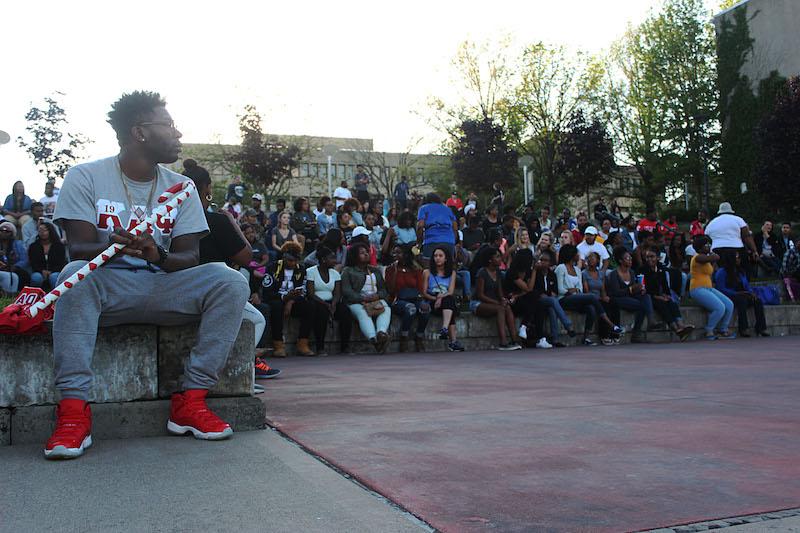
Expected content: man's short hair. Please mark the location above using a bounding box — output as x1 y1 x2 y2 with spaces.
107 91 167 143
30 201 44 210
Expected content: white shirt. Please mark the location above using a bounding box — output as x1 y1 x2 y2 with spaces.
333 187 352 208
705 214 747 249
685 244 697 257
40 190 59 217
576 240 610 262
306 265 340 302
361 272 378 297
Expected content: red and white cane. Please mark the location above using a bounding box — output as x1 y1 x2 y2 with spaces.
27 180 197 318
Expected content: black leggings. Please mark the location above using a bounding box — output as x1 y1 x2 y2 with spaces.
730 294 767 333
652 297 682 325
267 298 313 340
309 299 353 351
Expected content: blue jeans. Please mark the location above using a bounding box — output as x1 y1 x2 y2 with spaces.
348 300 392 339
559 293 607 331
455 269 471 299
537 295 573 338
690 287 734 333
31 271 60 289
391 299 431 335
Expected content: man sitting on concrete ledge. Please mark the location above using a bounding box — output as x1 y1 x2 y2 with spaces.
46 91 249 459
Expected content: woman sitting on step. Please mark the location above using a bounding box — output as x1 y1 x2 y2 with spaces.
306 246 353 356
384 245 430 353
422 246 465 352
263 241 315 357
341 243 392 353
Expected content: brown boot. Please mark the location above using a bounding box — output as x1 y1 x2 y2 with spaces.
399 336 409 353
272 340 287 357
296 338 315 356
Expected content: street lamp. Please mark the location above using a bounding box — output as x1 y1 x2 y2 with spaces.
322 144 338 198
517 155 534 205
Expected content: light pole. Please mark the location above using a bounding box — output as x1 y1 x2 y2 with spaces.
322 144 338 198
518 155 534 205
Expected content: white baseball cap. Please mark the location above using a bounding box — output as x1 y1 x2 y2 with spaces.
583 226 599 235
352 226 371 238
251 193 264 201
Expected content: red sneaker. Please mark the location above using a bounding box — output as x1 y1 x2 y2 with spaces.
167 389 233 440
44 399 92 460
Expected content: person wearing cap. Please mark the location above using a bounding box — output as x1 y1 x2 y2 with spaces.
445 192 463 212
704 202 759 269
350 225 378 266
576 226 610 271
0 220 30 293
250 193 267 227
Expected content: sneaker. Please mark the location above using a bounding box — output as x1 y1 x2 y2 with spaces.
583 338 598 346
612 325 625 335
167 389 233 440
553 342 567 348
448 341 466 352
518 325 528 340
535 337 553 349
601 338 615 346
253 384 265 394
498 342 522 351
44 399 92 460
438 328 448 340
255 357 281 379
718 331 737 340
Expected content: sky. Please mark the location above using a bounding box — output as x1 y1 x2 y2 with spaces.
0 0 723 199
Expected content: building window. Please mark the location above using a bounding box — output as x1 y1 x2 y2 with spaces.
346 165 355 178
338 164 346 178
301 163 309 177
319 164 327 179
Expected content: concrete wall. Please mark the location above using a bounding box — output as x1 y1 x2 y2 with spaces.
715 0 800 93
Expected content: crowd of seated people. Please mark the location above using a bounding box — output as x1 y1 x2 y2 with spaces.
4 166 795 358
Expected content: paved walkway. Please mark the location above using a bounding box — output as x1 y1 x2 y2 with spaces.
261 337 800 532
0 431 424 533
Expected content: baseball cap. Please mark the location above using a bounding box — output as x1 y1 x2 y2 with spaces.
251 193 264 201
352 226 371 238
0 221 17 237
583 226 599 235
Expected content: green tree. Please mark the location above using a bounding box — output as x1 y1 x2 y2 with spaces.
755 76 800 219
556 110 616 214
17 94 91 183
230 105 302 199
511 44 603 210
451 117 518 192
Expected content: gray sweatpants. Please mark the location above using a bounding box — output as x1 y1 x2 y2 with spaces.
53 261 249 400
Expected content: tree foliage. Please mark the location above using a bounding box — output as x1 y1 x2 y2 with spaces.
556 110 616 213
451 117 518 192
17 94 91 183
230 105 302 198
755 76 800 219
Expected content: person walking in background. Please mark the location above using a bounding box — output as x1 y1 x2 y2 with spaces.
354 165 370 205
2 180 33 231
341 243 392 353
689 236 735 340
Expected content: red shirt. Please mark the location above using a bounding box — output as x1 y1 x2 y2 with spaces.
446 197 463 210
690 220 705 236
636 218 659 234
662 220 679 239
572 229 584 245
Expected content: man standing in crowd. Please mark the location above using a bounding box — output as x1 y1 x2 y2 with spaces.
636 208 661 235
540 206 553 232
779 222 795 260
446 191 463 212
45 90 249 459
620 216 638 252
571 212 590 245
40 180 60 217
705 201 759 265
690 209 707 236
226 175 247 202
393 175 409 210
333 180 352 209
354 164 370 204
250 193 267 228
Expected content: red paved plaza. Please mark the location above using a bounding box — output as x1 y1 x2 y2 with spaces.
261 337 800 532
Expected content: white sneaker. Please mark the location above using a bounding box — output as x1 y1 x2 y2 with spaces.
536 337 553 349
518 325 528 340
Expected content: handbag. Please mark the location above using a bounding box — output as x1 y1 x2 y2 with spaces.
752 285 780 305
364 300 385 317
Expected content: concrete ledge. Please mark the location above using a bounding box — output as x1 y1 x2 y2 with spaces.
8 396 266 445
276 304 800 355
1 322 255 408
